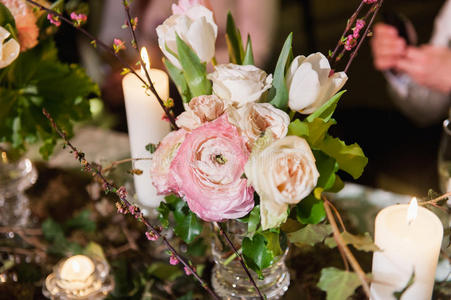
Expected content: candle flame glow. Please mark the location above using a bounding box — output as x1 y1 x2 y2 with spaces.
72 260 80 273
406 197 418 225
140 47 150 76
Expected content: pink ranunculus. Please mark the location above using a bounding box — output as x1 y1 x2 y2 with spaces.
1 0 39 51
169 115 254 221
171 0 202 15
150 129 187 194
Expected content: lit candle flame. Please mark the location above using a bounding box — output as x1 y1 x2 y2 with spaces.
140 47 150 76
406 197 418 225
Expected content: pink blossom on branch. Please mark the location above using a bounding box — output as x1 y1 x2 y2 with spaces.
47 13 61 27
70 12 87 27
363 0 378 4
169 254 179 265
171 0 202 14
113 38 126 53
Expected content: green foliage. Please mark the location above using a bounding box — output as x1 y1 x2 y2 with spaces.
306 91 346 122
287 224 332 247
226 12 245 64
164 58 192 103
147 262 183 281
158 195 203 243
64 209 96 232
317 267 362 300
394 271 415 299
0 39 98 158
325 231 380 252
244 205 261 235
186 237 207 257
296 195 326 224
0 3 16 38
314 151 339 190
243 35 255 65
268 33 293 110
242 233 274 279
175 35 211 97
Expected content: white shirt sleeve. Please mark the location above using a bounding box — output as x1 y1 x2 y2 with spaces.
385 0 451 126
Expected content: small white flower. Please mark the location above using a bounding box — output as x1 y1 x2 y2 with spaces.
156 5 217 69
0 26 19 69
287 52 348 114
207 63 273 107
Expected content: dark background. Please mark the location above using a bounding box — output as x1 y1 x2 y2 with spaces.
55 0 446 197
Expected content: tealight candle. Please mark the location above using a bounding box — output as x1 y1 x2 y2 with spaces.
122 47 170 209
60 255 95 289
370 198 443 300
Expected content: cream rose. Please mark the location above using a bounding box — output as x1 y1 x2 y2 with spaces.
227 103 289 150
0 26 19 68
207 63 273 107
286 53 347 114
245 136 319 229
156 5 217 69
176 95 226 130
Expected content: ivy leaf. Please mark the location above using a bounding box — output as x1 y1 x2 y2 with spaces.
325 232 380 252
173 199 203 243
394 272 415 300
296 195 326 224
317 267 362 300
318 135 368 179
163 57 192 103
243 35 254 65
247 205 260 235
261 231 283 257
225 11 244 64
175 34 211 97
268 33 293 110
287 224 332 247
242 234 274 279
306 90 346 122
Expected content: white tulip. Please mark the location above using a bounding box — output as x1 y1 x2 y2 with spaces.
156 5 217 69
286 52 348 114
245 136 319 229
207 63 273 107
0 26 19 69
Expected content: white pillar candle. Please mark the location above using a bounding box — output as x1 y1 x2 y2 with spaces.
60 255 95 290
122 48 170 208
370 198 443 299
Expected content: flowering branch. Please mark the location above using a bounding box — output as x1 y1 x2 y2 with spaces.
323 196 371 298
41 108 219 299
25 0 178 129
214 222 264 299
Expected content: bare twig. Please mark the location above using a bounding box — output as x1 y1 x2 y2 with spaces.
42 109 219 299
323 197 371 298
420 191 451 206
25 0 178 129
102 157 151 173
0 227 42 236
0 246 46 258
214 222 264 299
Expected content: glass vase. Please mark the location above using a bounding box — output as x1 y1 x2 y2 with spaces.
0 147 37 227
211 221 290 299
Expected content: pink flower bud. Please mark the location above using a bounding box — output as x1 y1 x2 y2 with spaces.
169 255 179 265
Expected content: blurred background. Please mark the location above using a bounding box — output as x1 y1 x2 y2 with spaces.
54 0 446 197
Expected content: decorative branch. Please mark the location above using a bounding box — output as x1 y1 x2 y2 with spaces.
214 222 264 299
25 0 178 129
420 191 451 206
42 108 219 300
101 157 151 174
323 197 371 298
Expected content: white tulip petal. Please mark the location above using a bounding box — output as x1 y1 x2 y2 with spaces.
0 37 20 69
187 17 216 63
288 62 321 112
286 55 306 88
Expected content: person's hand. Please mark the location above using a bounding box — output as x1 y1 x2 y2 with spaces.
396 45 451 94
370 23 407 71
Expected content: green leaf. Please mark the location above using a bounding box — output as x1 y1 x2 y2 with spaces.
287 224 332 247
317 267 362 300
176 34 211 97
164 58 192 103
247 205 260 235
287 119 309 137
225 11 244 64
177 291 194 300
318 135 368 179
314 151 338 190
242 234 274 278
0 3 15 29
157 201 171 228
261 231 283 257
186 237 207 257
173 200 203 243
243 35 255 65
306 90 346 122
147 262 183 281
83 242 106 261
42 218 65 242
325 232 380 252
288 118 336 148
268 33 293 110
64 210 96 232
145 142 157 154
296 195 326 224
394 271 415 299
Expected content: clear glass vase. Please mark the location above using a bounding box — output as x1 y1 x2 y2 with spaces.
0 148 37 227
211 221 290 299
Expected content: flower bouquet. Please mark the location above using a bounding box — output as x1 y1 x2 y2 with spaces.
17 0 402 299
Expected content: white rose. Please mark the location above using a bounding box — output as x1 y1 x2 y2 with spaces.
286 52 348 114
175 95 227 130
245 136 319 230
207 63 273 107
0 26 19 69
227 103 289 150
156 5 217 69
